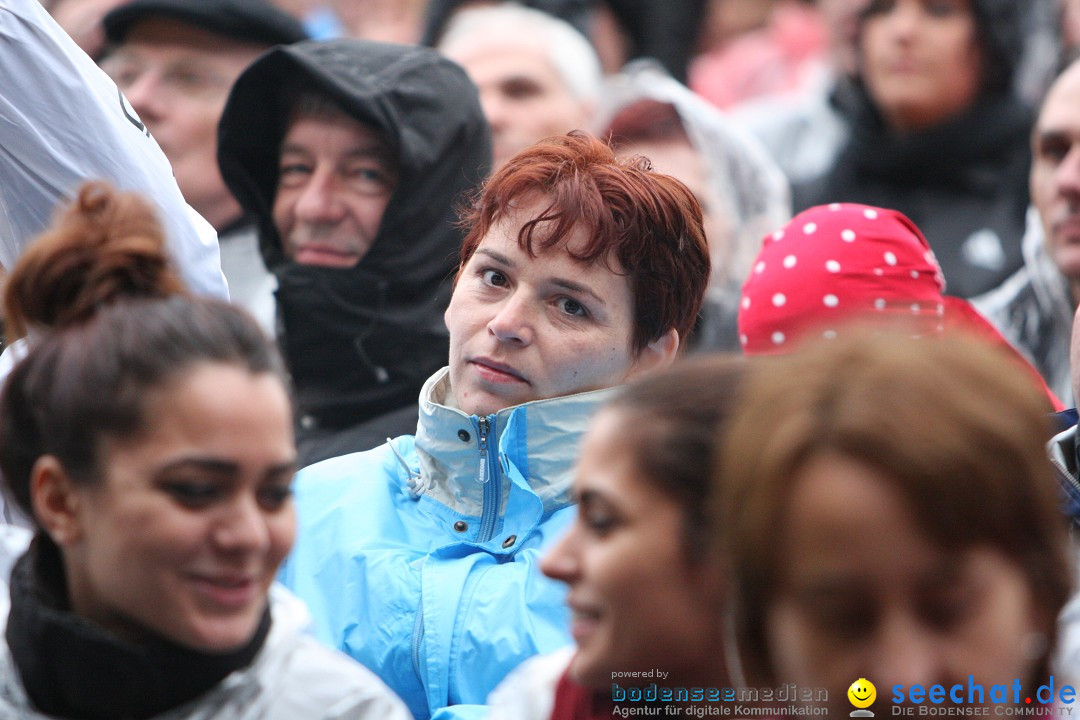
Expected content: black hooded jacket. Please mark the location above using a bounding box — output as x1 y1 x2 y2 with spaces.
218 39 491 466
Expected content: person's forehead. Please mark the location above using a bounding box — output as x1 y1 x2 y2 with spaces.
282 113 392 155
449 40 563 84
1038 64 1080 133
481 216 627 279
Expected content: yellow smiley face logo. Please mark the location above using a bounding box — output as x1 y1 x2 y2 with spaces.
848 678 876 709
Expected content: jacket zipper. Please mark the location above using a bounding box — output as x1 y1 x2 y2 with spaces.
1048 438 1080 508
476 415 500 543
411 575 425 684
412 417 498 688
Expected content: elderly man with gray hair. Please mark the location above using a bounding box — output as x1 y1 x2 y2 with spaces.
438 3 602 170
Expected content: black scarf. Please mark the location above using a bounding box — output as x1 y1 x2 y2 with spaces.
275 262 449 433
5 536 271 720
837 88 1031 192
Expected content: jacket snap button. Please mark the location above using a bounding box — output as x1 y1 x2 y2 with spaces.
457 429 471 442
502 535 517 548
453 521 468 532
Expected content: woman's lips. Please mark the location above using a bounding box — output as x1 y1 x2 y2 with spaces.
568 602 602 644
188 574 260 610
471 358 528 384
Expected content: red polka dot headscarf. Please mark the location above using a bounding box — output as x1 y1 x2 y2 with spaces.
738 203 947 355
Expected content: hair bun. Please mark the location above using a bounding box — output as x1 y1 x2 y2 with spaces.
3 181 188 341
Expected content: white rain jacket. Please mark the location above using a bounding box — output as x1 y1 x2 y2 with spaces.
0 548 413 720
973 207 1075 407
0 0 226 299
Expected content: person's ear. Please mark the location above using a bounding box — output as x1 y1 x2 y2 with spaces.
627 327 680 380
31 456 84 547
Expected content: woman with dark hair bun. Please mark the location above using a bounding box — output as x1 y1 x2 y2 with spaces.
3 180 187 340
0 182 409 719
0 180 191 526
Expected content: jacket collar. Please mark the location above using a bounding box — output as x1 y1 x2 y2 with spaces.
1048 422 1080 524
1018 207 1075 315
411 368 614 516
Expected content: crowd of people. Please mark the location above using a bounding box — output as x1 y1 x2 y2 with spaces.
3 0 1080 718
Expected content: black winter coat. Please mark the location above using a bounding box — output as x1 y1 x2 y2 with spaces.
795 89 1031 299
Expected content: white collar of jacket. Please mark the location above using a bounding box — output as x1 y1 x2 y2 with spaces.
1017 206 1073 318
410 367 615 517
1049 425 1080 493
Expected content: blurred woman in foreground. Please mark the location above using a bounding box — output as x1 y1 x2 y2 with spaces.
488 356 744 718
716 329 1072 715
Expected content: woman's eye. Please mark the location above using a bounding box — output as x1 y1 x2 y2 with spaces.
162 482 221 508
583 512 617 536
258 485 294 511
805 601 875 641
481 269 509 287
556 297 588 318
864 0 896 16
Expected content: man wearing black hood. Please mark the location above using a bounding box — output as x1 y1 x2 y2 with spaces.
217 39 491 466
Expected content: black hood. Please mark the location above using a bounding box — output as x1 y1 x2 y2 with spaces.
218 38 490 280
968 0 1024 95
216 40 491 436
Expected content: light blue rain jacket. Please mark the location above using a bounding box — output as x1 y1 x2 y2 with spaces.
279 368 612 720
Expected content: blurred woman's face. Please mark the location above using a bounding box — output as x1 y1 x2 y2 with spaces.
540 408 726 688
860 0 982 133
764 452 1041 713
59 362 297 652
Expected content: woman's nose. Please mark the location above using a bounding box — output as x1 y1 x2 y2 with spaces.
212 495 271 555
540 522 583 584
487 291 536 346
868 612 947 692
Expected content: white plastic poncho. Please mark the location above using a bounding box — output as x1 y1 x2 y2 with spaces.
0 0 227 299
593 60 791 350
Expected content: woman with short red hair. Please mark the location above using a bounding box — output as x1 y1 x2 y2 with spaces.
278 131 712 720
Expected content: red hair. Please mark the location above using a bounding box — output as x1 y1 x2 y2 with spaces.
605 99 690 148
458 131 710 352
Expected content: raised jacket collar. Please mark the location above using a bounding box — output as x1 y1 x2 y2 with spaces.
410 367 614 517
